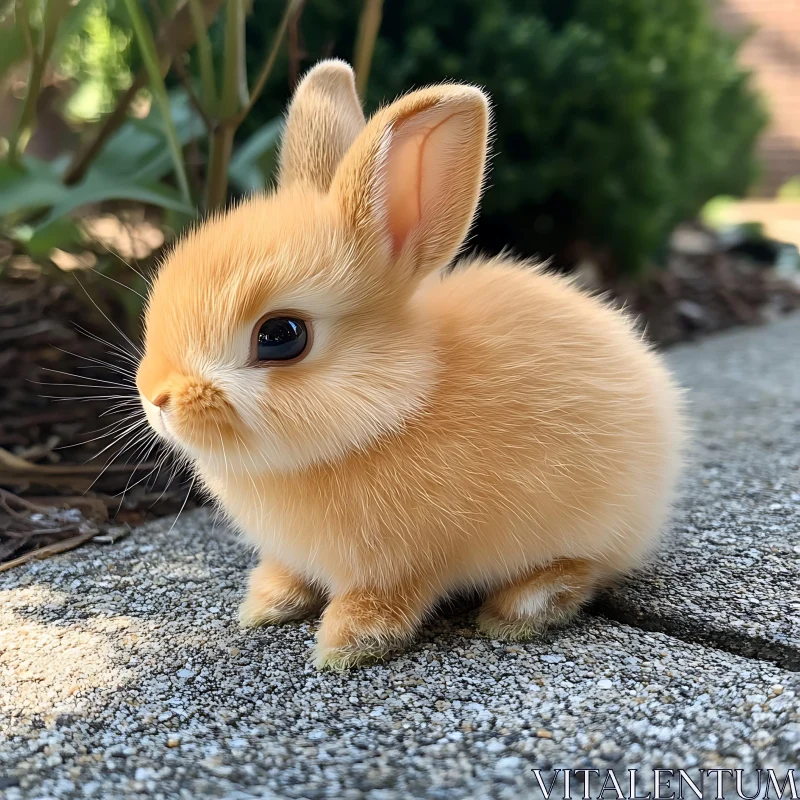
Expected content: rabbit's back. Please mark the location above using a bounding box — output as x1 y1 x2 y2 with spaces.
412 258 684 574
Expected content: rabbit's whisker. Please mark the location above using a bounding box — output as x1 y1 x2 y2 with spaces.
52 346 137 378
73 273 144 360
55 416 143 450
74 325 140 368
39 368 135 388
90 236 155 289
167 472 197 535
89 266 148 302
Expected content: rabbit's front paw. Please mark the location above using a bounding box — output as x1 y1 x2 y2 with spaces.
314 584 434 670
478 558 597 640
239 559 323 628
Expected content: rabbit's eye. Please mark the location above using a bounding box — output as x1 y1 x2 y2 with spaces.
253 316 309 363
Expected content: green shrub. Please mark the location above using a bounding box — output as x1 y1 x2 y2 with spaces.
240 0 768 273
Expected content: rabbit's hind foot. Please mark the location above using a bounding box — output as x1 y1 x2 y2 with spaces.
477 558 597 640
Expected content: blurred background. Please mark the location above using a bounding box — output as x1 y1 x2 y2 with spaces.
1 0 799 567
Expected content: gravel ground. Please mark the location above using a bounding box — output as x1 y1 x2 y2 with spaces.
2 315 800 799
600 313 800 666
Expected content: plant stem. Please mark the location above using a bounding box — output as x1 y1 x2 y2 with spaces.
235 0 301 125
122 0 192 205
187 0 218 113
8 0 72 163
353 0 383 101
172 54 213 130
202 0 297 210
205 124 236 210
287 6 302 89
8 53 44 163
15 0 34 59
221 0 248 117
200 0 247 211
63 0 224 186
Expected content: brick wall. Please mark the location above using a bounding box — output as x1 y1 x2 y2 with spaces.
716 0 800 195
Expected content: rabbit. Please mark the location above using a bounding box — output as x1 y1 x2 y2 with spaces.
136 59 685 669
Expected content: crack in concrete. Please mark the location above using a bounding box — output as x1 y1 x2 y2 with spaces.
589 595 800 672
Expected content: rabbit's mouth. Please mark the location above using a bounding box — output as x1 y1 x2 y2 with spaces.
139 393 173 443
137 379 242 458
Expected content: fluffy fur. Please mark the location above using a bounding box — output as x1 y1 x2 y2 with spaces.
136 59 685 668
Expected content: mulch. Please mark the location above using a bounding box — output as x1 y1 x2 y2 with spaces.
614 250 800 347
0 255 196 571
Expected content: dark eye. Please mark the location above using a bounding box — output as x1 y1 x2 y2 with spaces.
254 316 309 363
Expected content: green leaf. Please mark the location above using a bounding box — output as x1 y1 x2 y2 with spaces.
0 152 196 225
92 90 205 183
20 217 83 256
36 180 195 231
228 118 282 193
0 159 68 217
121 0 192 204
150 89 207 141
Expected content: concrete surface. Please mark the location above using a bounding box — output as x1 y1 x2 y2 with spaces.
2 314 799 799
600 315 800 667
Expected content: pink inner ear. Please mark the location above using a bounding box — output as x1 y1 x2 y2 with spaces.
383 109 462 257
385 131 423 256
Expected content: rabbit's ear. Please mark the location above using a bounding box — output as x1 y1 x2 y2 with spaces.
331 84 489 276
279 59 366 192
